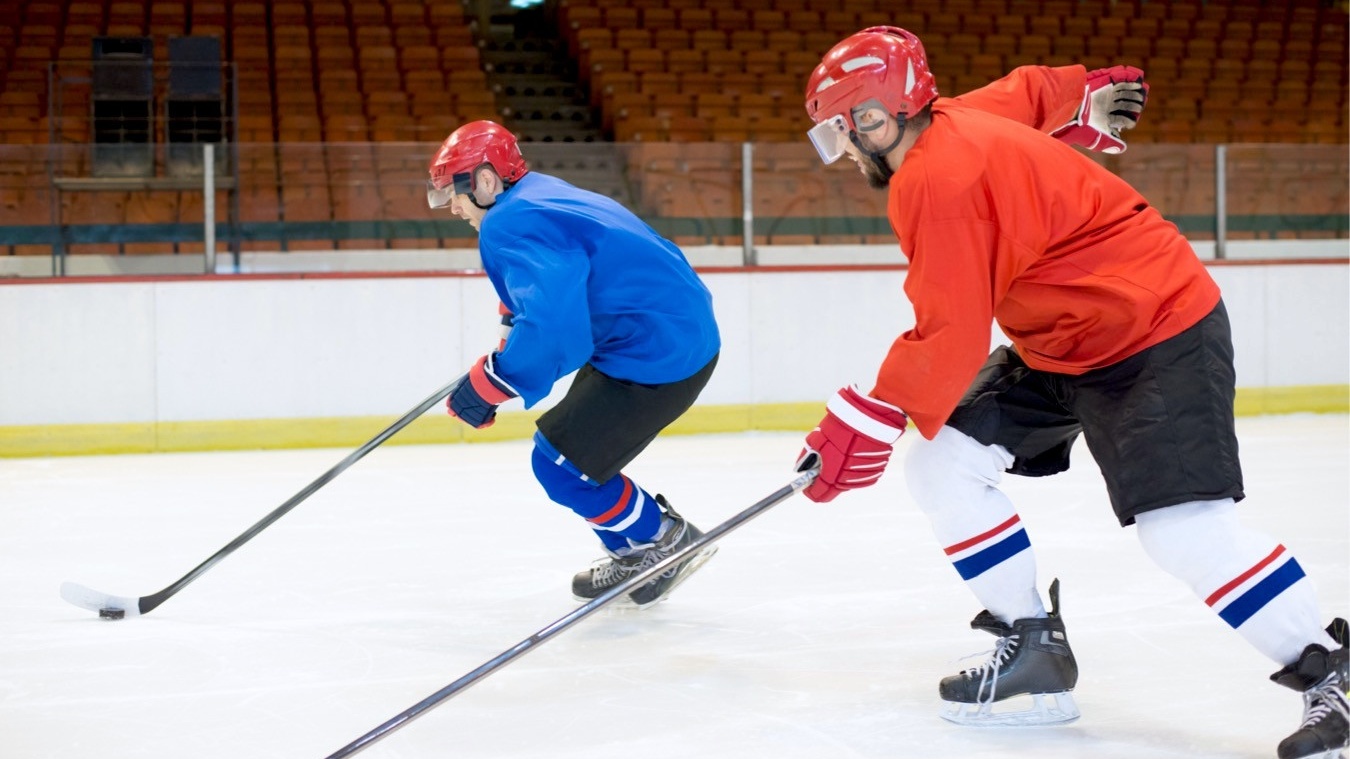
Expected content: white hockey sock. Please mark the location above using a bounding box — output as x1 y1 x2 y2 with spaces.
905 426 1045 624
1135 499 1335 666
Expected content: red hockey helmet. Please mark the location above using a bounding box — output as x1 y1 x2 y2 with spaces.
803 27 939 164
427 120 528 208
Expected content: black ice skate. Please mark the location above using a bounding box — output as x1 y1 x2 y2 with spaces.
571 496 716 609
939 578 1080 727
1271 618 1349 759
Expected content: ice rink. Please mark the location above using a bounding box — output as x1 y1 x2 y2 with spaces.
3 413 1347 759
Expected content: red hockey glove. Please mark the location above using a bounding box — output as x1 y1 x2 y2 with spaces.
1051 65 1148 154
795 386 908 503
448 353 518 429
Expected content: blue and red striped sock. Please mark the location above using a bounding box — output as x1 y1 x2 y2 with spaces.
1136 499 1335 665
530 436 662 551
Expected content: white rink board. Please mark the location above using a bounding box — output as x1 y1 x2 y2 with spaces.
1 261 1347 427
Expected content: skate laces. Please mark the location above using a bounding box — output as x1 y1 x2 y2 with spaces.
588 550 639 589
958 634 1021 703
1300 677 1350 729
632 538 678 579
619 520 687 579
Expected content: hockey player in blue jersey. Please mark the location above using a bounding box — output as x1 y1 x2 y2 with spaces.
426 120 721 608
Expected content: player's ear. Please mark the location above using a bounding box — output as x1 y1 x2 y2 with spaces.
477 166 502 195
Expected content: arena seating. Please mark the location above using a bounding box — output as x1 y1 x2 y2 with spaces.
557 0 1346 145
0 0 1344 257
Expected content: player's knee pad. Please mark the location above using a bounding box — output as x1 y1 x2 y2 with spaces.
530 438 660 544
530 442 597 505
1134 498 1262 588
904 426 1015 515
529 438 637 516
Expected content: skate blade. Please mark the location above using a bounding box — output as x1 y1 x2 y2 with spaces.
570 593 641 607
570 547 719 610
629 546 718 610
940 691 1080 727
1292 749 1347 759
570 591 642 608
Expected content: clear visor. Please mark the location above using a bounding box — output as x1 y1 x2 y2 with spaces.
426 180 455 209
425 172 474 209
807 114 851 165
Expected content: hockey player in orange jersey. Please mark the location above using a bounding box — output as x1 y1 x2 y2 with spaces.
794 26 1347 759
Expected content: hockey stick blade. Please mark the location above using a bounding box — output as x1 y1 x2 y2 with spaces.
324 466 819 758
60 582 143 619
59 376 465 620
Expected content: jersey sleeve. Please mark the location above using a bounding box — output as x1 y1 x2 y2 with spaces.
871 216 1003 439
485 233 595 407
951 65 1086 134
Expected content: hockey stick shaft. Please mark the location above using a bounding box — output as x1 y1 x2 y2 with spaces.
62 376 464 618
324 466 819 759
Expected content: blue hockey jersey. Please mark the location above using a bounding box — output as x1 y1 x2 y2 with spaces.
477 171 720 407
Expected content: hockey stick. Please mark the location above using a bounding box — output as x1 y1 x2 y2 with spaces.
59 376 466 620
324 465 820 759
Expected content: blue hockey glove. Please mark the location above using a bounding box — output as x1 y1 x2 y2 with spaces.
448 353 518 429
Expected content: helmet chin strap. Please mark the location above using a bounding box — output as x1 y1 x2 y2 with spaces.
466 179 515 211
851 114 907 182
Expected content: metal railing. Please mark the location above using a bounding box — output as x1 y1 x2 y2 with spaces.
0 141 1345 277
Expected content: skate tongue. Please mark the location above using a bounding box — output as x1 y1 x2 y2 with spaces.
1272 644 1340 692
970 610 1012 637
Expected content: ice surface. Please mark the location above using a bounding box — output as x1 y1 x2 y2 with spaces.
2 414 1346 758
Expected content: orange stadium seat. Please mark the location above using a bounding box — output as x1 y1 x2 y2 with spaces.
676 8 713 32
653 28 690 51
0 0 1344 259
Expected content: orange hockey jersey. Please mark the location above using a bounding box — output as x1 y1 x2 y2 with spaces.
873 66 1222 438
